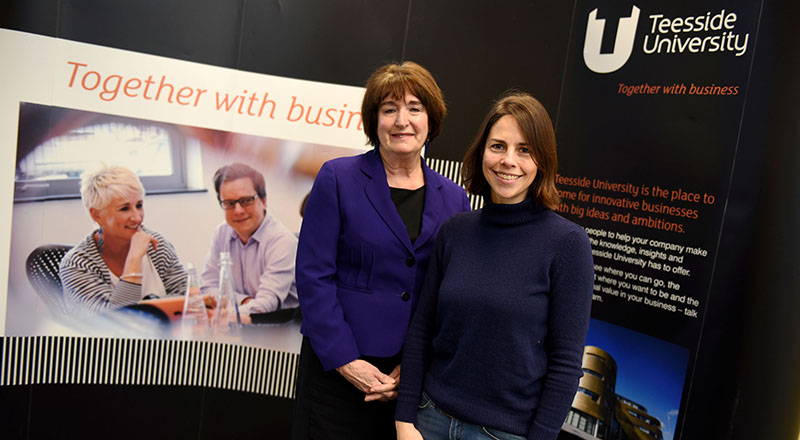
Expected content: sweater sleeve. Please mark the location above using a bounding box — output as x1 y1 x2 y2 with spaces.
395 223 448 423
528 229 594 440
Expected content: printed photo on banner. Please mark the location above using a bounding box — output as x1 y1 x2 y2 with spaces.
8 102 362 351
562 318 689 440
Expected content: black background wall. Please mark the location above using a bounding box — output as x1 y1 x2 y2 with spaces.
1 1 799 439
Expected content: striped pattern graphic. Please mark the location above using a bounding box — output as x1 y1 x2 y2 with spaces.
0 336 298 398
427 157 484 210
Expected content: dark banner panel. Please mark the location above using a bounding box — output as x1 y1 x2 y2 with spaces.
558 0 758 343
404 0 575 162
0 383 293 439
553 1 763 438
727 1 800 438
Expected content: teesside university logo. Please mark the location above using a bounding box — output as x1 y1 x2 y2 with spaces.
583 5 751 74
583 6 640 74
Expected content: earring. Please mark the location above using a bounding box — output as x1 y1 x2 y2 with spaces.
97 226 104 255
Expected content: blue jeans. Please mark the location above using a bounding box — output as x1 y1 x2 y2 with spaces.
415 391 526 440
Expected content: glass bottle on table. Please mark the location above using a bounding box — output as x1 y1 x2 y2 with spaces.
181 263 209 339
211 251 241 337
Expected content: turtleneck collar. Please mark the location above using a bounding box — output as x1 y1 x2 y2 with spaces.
480 196 548 225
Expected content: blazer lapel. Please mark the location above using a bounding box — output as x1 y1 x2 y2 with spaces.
362 150 415 254
414 159 444 250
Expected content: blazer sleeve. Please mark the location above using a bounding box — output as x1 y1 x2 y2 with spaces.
296 161 361 371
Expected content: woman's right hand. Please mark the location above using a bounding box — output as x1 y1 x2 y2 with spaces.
119 228 159 284
396 421 424 440
336 359 395 394
128 227 158 259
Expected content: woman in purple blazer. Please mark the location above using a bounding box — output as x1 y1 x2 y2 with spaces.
292 62 470 439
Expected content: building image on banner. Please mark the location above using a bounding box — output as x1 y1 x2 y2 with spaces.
561 318 688 440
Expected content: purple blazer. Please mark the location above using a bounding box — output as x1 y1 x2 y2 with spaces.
296 149 470 371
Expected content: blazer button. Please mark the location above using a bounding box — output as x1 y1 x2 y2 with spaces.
401 291 410 301
406 257 416 267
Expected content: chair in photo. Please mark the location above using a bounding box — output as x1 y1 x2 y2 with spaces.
25 244 72 316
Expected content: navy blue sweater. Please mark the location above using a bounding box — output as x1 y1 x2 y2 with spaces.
395 198 594 440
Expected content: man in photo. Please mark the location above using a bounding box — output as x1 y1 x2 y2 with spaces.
201 163 299 320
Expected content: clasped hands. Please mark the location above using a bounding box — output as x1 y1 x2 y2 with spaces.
336 359 401 402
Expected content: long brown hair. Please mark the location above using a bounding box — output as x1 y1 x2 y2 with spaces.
462 92 560 209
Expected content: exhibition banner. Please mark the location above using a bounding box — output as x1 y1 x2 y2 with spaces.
556 1 760 438
0 29 367 354
0 0 775 434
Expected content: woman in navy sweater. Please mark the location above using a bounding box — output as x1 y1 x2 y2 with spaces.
393 92 594 440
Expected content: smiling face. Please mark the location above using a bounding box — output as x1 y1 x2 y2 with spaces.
220 177 266 243
482 115 538 204
376 92 429 158
91 190 145 241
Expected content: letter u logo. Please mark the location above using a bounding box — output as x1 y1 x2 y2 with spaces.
583 6 640 74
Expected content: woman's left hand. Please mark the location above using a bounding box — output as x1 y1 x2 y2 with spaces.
365 364 401 402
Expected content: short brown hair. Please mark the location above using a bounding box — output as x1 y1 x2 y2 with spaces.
213 163 266 201
462 92 560 209
361 61 447 147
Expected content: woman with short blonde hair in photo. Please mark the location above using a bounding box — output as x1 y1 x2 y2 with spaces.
59 165 186 313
